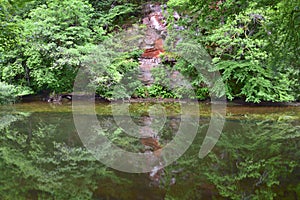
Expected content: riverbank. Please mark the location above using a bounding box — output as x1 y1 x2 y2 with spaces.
2 99 299 121
19 93 300 107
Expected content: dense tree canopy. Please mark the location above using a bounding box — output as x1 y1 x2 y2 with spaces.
166 0 299 102
0 0 299 103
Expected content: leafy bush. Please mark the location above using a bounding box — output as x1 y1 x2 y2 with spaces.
0 82 33 104
148 84 176 98
82 38 144 100
0 82 17 104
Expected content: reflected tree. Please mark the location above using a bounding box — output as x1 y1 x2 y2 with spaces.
163 116 300 199
0 113 125 199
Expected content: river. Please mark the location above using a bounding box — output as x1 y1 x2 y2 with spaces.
0 101 299 199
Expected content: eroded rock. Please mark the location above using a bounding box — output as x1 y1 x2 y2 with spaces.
139 3 166 85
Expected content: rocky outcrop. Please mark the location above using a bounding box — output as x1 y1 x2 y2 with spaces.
138 3 185 87
138 3 167 85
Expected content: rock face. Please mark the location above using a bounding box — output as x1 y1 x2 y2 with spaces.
139 3 167 85
137 4 189 186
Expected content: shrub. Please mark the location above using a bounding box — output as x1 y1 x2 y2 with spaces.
0 82 17 104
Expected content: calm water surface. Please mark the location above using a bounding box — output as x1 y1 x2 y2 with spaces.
0 102 299 199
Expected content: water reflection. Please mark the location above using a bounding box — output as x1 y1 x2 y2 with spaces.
0 104 299 199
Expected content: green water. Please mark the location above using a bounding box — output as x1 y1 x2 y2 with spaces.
0 102 299 199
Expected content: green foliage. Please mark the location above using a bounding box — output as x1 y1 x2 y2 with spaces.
217 61 294 102
0 0 98 94
207 3 295 102
0 0 144 96
89 0 140 32
0 0 299 102
132 85 148 98
0 81 30 104
0 82 17 104
148 84 176 98
167 0 299 102
22 0 95 93
150 64 202 99
265 0 300 101
0 0 20 51
83 40 143 100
